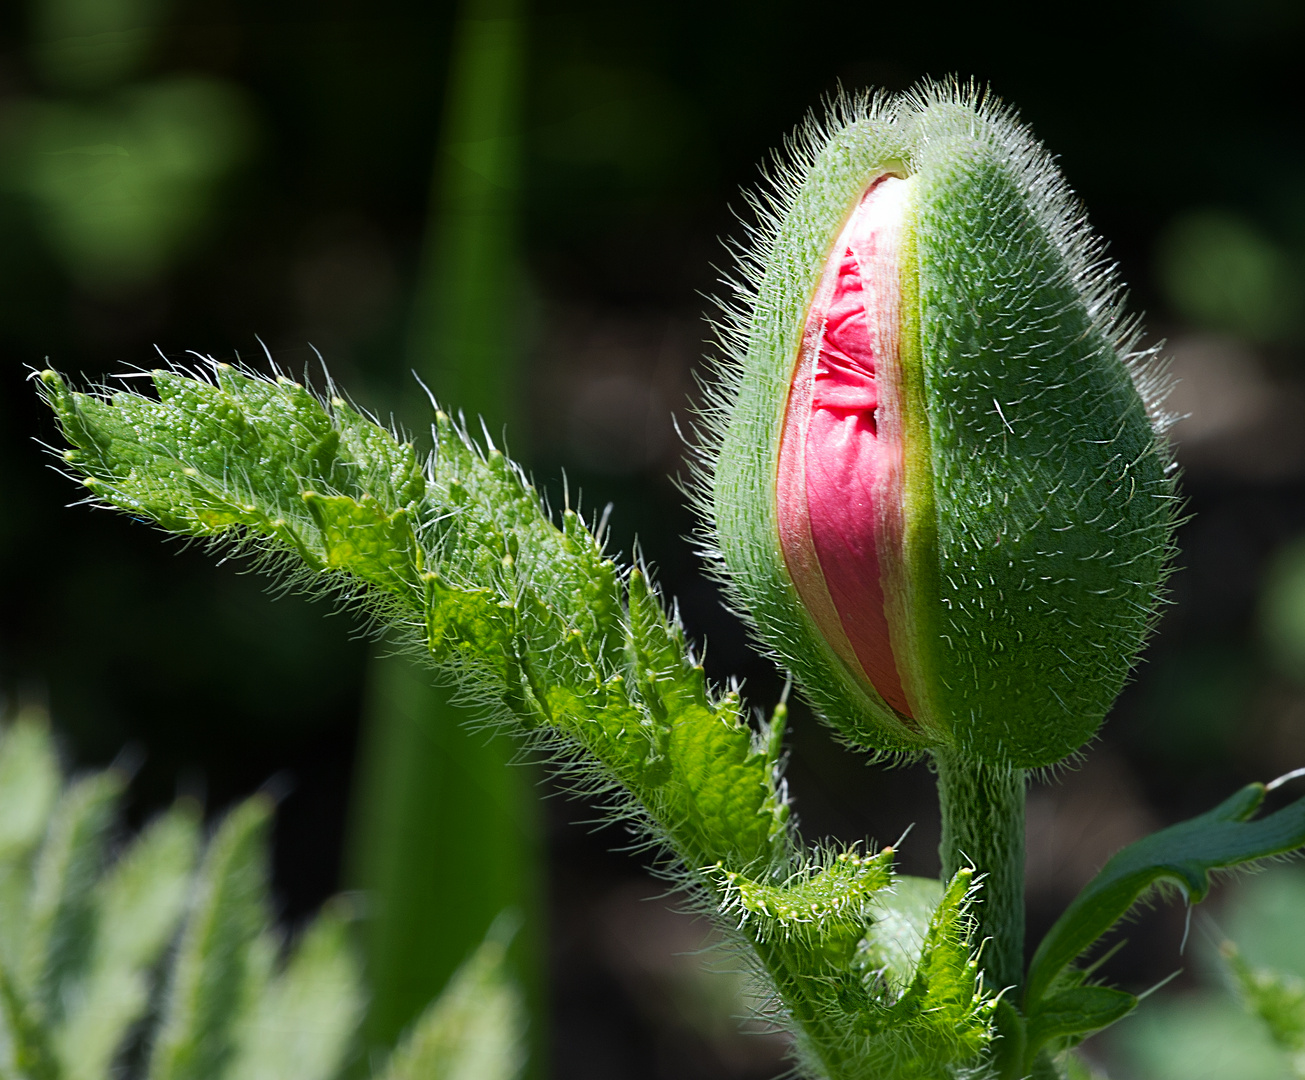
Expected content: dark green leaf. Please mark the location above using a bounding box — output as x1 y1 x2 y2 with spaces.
1026 783 1305 1012
1026 985 1137 1054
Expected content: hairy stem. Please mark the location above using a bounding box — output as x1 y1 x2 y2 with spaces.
934 748 1026 993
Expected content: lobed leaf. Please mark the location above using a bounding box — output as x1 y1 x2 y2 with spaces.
39 364 999 1079
39 366 793 881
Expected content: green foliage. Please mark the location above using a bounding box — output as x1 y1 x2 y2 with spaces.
39 343 1305 1078
1016 780 1305 1077
1225 944 1305 1077
373 918 526 1080
1102 865 1305 1080
1026 782 1305 1012
1155 210 1301 343
40 362 996 1078
0 710 527 1080
351 0 539 1055
1110 993 1293 1080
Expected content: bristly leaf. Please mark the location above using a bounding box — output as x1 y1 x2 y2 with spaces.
39 358 999 1078
1025 781 1305 1018
776 868 994 1080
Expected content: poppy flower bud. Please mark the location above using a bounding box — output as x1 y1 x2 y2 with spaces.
701 86 1176 768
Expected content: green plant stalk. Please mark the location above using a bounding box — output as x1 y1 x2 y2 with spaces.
934 748 1026 994
346 664 539 1054
347 0 540 1059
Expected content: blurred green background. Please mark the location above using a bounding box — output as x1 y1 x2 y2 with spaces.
3 0 1305 1077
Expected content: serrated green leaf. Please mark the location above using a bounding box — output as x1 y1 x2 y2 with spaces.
41 361 1001 1080
1026 782 1305 1014
373 921 526 1080
772 868 992 1080
21 770 124 1022
716 848 895 965
148 797 272 1080
54 803 201 1080
223 901 364 1080
0 714 62 969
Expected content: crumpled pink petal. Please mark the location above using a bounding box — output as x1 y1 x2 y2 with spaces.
778 175 912 718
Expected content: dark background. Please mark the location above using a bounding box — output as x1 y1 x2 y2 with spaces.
3 1 1305 1076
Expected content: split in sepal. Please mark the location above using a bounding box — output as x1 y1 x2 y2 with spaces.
698 82 1177 768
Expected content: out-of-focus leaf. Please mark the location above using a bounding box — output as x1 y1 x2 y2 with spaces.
30 0 169 91
373 921 526 1080
54 803 201 1080
1225 943 1305 1078
1110 993 1291 1080
147 797 272 1080
0 961 59 1080
1261 540 1305 686
0 713 61 966
224 900 365 1080
1156 209 1301 342
20 770 124 1020
1025 782 1305 1012
10 76 255 290
862 874 942 993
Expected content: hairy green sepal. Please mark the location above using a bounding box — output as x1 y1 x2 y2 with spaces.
702 86 1175 768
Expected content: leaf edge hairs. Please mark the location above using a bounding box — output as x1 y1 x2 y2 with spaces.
692 81 1179 769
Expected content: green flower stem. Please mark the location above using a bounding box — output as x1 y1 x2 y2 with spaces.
934 748 1026 994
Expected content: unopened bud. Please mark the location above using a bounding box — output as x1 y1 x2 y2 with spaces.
703 86 1175 767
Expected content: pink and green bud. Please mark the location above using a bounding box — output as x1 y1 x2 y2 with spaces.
701 86 1176 768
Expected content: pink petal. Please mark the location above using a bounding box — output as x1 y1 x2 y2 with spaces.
778 175 912 718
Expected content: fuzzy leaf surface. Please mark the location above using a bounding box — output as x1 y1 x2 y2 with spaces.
41 364 998 1079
